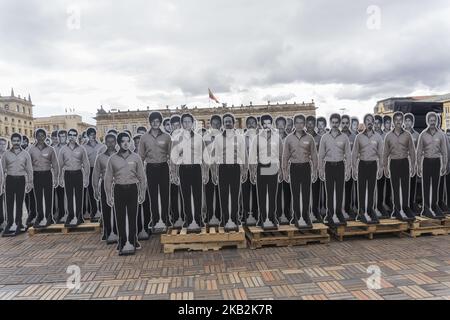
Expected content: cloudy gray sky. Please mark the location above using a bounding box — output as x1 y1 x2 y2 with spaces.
1 0 449 124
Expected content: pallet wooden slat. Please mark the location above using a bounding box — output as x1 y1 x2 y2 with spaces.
405 216 448 238
28 223 101 236
161 227 246 253
329 219 408 241
245 223 330 249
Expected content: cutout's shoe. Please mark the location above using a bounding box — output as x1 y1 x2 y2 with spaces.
106 233 119 245
432 205 446 220
421 206 436 219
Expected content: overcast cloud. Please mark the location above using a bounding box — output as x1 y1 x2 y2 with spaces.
1 0 449 124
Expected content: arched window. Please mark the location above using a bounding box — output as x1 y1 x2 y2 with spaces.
4 104 9 110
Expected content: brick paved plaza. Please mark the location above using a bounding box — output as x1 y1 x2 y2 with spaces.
1 232 450 300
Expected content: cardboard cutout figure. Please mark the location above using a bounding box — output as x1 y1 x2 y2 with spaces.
242 117 259 226
318 114 351 227
58 128 90 227
211 113 246 232
28 128 59 228
282 114 318 230
443 129 450 212
341 115 357 221
169 115 185 229
84 127 104 222
316 117 328 217
352 114 383 224
249 114 282 231
1 133 32 237
92 134 118 244
171 113 209 233
22 135 37 227
53 130 68 223
306 116 324 223
404 113 421 213
139 112 172 234
417 112 448 219
203 115 223 227
275 116 292 225
377 115 393 217
383 112 416 222
104 132 146 256
0 138 7 231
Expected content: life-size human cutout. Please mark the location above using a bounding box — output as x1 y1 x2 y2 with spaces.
249 114 282 231
22 135 37 227
28 128 59 228
376 115 393 216
282 114 318 230
203 115 223 227
163 118 172 135
169 115 185 228
404 113 421 214
105 132 146 256
341 115 357 221
1 133 33 236
92 133 118 244
417 112 448 219
318 114 351 227
58 128 90 227
435 116 450 214
275 116 292 225
139 111 172 234
316 117 328 216
83 128 104 222
171 113 209 233
0 138 8 231
134 134 151 239
53 130 68 223
352 114 383 224
306 116 323 223
242 116 259 226
383 112 416 222
211 113 246 232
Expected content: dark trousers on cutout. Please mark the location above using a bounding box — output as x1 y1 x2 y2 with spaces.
101 181 117 239
25 190 36 223
389 158 410 212
146 163 170 228
290 163 311 224
357 161 377 213
53 186 65 221
422 158 441 209
242 170 258 224
87 169 99 218
179 165 204 228
33 171 54 224
170 183 184 226
325 161 345 217
205 173 221 224
114 184 138 250
5 176 26 229
64 170 84 223
218 164 241 228
256 164 278 227
276 181 292 224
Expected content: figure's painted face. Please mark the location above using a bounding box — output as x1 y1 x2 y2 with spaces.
404 118 413 129
88 132 96 142
211 118 221 130
393 116 403 129
427 114 437 128
164 122 171 133
182 117 193 131
364 116 374 131
105 136 116 149
59 133 67 144
384 120 392 131
172 122 181 131
120 137 131 151
262 119 272 130
51 136 58 145
223 117 234 130
330 118 340 130
341 118 350 130
317 120 326 131
306 120 315 131
294 117 305 132
286 119 293 134
351 120 359 132
36 131 46 143
151 118 161 130
246 119 257 129
68 131 77 143
374 120 381 131
0 140 6 152
11 137 21 148
276 120 286 132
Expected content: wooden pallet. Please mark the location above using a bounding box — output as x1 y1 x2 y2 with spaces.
329 219 408 242
405 216 448 238
160 227 247 254
28 222 101 236
245 224 330 249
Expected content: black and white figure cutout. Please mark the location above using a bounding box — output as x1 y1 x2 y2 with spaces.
203 115 223 227
404 113 421 214
84 127 104 222
92 134 118 244
210 113 246 232
249 114 282 231
383 112 416 222
171 113 209 234
318 114 351 227
0 138 8 231
242 116 259 226
28 128 59 229
306 116 323 223
316 117 328 217
58 128 90 227
275 116 292 225
282 114 318 230
352 114 383 225
341 115 357 221
139 111 172 234
104 132 146 256
1 133 33 237
22 135 37 227
169 115 185 229
53 130 68 223
417 112 448 220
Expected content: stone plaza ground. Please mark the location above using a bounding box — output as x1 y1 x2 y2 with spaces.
1 231 450 300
